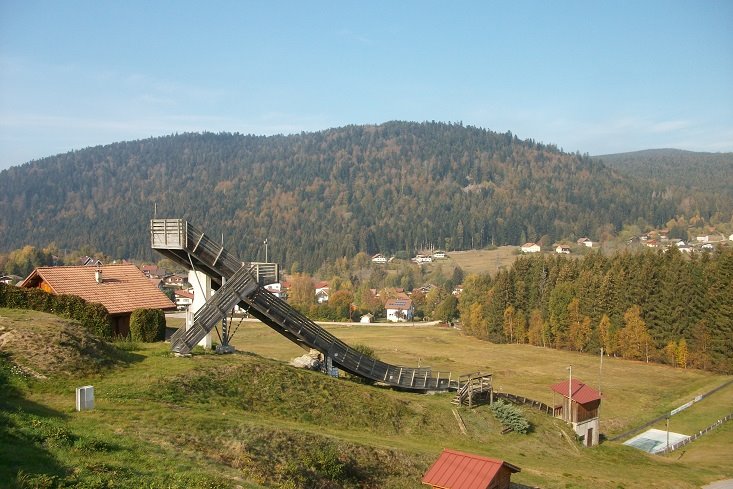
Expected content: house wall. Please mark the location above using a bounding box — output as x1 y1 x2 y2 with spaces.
112 314 131 337
491 466 513 489
573 417 600 447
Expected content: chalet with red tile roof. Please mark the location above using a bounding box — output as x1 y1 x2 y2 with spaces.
20 264 175 337
551 378 601 447
520 242 540 253
385 298 413 322
174 289 194 310
421 448 520 489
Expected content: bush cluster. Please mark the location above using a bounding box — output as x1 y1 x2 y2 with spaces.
490 400 530 434
129 308 166 342
0 283 112 338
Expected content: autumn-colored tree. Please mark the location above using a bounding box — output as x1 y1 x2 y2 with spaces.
515 310 527 344
664 340 678 366
288 273 315 309
617 305 654 361
676 338 689 369
329 289 355 321
466 302 488 339
503 305 516 343
598 314 615 356
527 309 545 347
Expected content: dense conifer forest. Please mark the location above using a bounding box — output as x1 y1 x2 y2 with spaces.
458 248 733 373
2 121 715 271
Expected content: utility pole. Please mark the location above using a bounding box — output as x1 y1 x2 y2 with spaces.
264 238 268 263
599 347 604 396
567 365 572 423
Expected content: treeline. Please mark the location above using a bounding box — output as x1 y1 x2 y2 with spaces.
0 244 111 279
458 248 733 373
0 121 689 272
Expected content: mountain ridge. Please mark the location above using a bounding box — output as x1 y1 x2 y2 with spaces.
1 121 725 271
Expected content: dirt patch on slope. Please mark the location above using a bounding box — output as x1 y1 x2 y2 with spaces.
0 308 128 378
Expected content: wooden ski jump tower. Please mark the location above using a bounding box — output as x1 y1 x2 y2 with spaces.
150 218 455 392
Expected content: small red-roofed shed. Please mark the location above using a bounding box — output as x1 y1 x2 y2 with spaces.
551 378 601 446
421 449 520 489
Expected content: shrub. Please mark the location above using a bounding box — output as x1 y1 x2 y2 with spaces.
129 308 166 342
490 400 530 434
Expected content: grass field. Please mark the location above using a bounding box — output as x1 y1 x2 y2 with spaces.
2 309 732 488
445 246 521 276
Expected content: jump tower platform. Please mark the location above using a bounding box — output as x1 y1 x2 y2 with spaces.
150 219 454 393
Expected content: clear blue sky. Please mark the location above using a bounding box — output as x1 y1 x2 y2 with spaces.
1 1 731 170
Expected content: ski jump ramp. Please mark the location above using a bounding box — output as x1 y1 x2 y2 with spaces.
151 219 453 392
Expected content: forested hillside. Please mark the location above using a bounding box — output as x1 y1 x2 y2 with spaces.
0 122 701 271
596 149 733 222
459 248 733 373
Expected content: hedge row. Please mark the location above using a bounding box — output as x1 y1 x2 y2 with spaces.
129 308 166 342
0 283 112 338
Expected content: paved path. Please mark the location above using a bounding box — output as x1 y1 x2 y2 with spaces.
703 480 733 489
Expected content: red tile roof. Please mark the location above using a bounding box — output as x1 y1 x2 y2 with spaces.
175 289 194 299
422 449 520 489
20 264 175 315
385 298 412 310
550 379 601 404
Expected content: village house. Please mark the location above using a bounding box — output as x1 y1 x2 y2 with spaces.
264 282 287 299
413 254 433 264
140 264 164 279
385 298 413 322
164 274 187 287
315 281 329 303
174 289 194 310
551 378 601 447
20 264 175 336
371 253 387 264
359 313 374 324
421 448 521 489
576 237 593 248
520 242 541 253
432 250 447 259
555 245 571 254
0 275 23 285
78 256 103 267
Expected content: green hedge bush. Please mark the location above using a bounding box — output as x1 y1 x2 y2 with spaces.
129 308 166 342
0 283 112 338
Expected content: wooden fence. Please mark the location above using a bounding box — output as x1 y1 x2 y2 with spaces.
494 392 553 415
661 412 733 454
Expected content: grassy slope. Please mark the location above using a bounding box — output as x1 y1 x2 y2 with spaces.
2 309 732 488
446 247 521 276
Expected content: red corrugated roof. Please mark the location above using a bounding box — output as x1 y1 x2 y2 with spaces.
20 264 175 315
421 449 520 489
550 379 601 404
